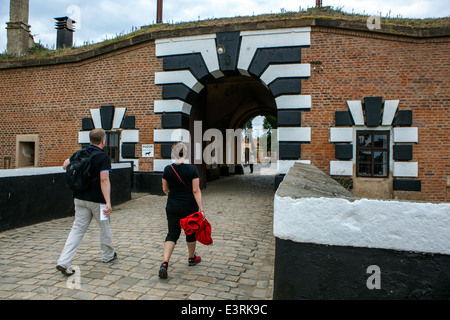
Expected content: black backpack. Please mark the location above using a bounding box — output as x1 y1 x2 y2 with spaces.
65 148 102 193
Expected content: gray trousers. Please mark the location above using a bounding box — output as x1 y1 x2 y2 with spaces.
57 198 115 268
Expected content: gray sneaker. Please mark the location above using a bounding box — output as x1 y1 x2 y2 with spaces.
102 252 117 263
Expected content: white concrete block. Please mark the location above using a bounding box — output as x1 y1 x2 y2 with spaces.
347 101 364 125
260 64 310 85
155 70 204 93
154 100 192 115
121 130 139 143
78 131 90 144
330 128 353 142
90 109 102 129
330 161 353 176
393 162 418 177
112 108 127 129
381 100 399 125
275 95 311 109
277 127 311 142
154 159 190 172
393 127 418 143
154 129 190 143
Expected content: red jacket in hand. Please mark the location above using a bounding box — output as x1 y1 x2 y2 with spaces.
180 212 213 245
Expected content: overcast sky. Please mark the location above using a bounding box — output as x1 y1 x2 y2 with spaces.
1 0 449 53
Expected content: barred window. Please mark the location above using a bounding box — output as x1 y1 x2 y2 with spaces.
356 131 389 177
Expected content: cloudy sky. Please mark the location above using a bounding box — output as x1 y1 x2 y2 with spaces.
0 0 448 53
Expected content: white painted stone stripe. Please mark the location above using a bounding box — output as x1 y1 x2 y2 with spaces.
346 101 364 126
330 128 353 142
78 131 90 144
155 70 204 93
393 162 418 177
112 108 127 129
90 109 102 129
381 100 399 125
238 27 311 76
154 159 190 172
154 129 191 143
277 127 311 142
154 100 192 115
0 163 132 178
260 64 310 86
393 127 418 143
275 95 311 109
118 158 139 172
155 35 224 78
277 160 311 175
121 130 139 143
330 160 353 176
274 194 450 255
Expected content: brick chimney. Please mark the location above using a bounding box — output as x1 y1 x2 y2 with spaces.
54 17 76 49
157 0 163 23
6 0 34 56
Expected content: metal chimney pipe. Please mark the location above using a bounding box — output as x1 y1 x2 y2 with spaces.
157 0 163 23
54 16 76 49
316 0 322 8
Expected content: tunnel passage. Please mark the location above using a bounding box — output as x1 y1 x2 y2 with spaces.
153 28 312 189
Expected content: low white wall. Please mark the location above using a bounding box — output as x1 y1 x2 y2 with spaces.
274 195 450 255
0 163 131 177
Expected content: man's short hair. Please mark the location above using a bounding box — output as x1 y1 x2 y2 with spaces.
90 129 106 145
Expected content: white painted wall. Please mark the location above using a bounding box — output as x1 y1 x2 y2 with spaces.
274 193 450 255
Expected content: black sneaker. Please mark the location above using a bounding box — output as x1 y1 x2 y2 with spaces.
102 252 117 263
56 265 75 276
159 262 168 279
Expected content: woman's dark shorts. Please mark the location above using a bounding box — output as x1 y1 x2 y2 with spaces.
165 206 198 243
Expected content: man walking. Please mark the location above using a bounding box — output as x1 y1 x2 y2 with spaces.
56 129 116 275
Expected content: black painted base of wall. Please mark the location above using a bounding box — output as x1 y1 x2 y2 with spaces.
133 171 164 195
274 238 450 300
274 174 285 192
0 167 132 232
206 168 220 181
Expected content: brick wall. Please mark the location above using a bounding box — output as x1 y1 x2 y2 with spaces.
0 42 163 170
0 22 448 202
301 28 450 202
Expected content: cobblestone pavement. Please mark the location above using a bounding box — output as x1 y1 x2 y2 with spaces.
0 165 276 300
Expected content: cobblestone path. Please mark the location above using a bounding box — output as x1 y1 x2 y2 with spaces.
0 166 275 300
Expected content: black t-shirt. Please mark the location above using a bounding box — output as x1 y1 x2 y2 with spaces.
162 163 199 209
73 146 112 204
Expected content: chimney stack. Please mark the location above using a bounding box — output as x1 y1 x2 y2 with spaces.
6 0 34 56
54 17 76 49
157 0 163 23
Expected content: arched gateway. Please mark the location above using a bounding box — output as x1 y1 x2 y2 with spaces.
152 28 312 185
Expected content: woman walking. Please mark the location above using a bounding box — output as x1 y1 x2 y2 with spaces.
159 142 205 279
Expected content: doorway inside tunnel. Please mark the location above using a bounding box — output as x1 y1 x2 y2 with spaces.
189 74 278 188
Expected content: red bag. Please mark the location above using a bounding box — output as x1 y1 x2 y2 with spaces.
180 212 213 245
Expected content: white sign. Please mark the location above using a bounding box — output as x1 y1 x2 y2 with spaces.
142 144 154 158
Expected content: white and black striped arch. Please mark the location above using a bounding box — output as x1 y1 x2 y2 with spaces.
154 27 312 173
